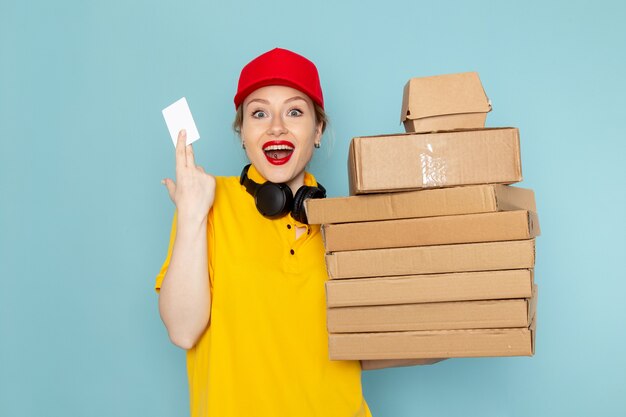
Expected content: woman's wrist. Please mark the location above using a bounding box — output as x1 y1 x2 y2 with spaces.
176 212 208 236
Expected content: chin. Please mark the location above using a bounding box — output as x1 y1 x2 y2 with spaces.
265 170 296 185
263 164 305 186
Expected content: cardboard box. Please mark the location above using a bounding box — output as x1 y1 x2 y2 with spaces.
325 269 534 307
327 298 531 333
326 239 535 279
336 285 537 360
322 210 540 252
348 128 522 195
329 327 534 360
328 285 537 359
400 72 492 133
305 184 536 225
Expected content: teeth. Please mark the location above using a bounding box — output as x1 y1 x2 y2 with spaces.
264 145 294 151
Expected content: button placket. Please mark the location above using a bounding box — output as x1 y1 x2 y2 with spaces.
284 220 297 257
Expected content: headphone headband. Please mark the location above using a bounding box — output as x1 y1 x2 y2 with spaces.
239 164 258 195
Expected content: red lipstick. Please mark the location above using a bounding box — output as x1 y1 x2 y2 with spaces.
262 140 295 166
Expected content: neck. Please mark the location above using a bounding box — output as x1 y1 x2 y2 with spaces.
287 171 305 195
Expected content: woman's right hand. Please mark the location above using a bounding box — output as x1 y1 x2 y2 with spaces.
162 129 216 224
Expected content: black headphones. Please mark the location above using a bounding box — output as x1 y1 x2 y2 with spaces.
239 164 326 224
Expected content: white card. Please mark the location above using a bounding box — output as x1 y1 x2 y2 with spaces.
162 97 200 146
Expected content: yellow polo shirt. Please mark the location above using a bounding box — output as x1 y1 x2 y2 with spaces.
155 165 371 417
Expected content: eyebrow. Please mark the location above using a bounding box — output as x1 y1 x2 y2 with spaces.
284 96 308 104
246 96 308 108
247 98 270 106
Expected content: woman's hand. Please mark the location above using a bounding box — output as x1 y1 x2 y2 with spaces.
162 130 216 224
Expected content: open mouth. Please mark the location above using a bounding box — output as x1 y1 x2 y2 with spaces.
262 141 294 165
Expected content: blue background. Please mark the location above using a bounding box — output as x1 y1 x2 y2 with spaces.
1 1 625 416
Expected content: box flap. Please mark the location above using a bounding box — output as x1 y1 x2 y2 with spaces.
527 211 541 239
400 72 492 122
528 284 538 323
493 185 537 212
529 284 538 355
347 138 360 196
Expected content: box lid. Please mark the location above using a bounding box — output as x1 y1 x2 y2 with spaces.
400 72 492 122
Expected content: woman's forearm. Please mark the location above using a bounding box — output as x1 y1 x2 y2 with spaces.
158 216 211 349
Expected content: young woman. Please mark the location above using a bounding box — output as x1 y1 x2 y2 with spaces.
155 48 373 417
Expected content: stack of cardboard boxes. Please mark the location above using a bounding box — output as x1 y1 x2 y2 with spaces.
305 72 539 362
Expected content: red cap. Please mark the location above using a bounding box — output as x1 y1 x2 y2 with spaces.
234 48 324 110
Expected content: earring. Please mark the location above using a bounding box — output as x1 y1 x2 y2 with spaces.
242 142 246 149
314 142 321 149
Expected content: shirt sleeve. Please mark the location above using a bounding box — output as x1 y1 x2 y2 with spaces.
154 210 178 293
154 207 216 294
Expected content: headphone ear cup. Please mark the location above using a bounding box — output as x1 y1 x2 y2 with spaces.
292 186 326 224
256 182 293 218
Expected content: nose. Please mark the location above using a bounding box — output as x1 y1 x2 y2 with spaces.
267 115 288 136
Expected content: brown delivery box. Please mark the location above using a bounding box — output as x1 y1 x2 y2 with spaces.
305 184 536 225
400 72 492 133
326 239 536 279
322 210 540 252
329 327 534 360
328 285 537 359
348 128 522 195
325 269 534 307
327 298 531 333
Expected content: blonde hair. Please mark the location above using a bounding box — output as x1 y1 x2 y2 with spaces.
232 103 328 135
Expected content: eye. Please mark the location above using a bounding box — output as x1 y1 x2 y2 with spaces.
252 110 268 119
288 108 303 117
